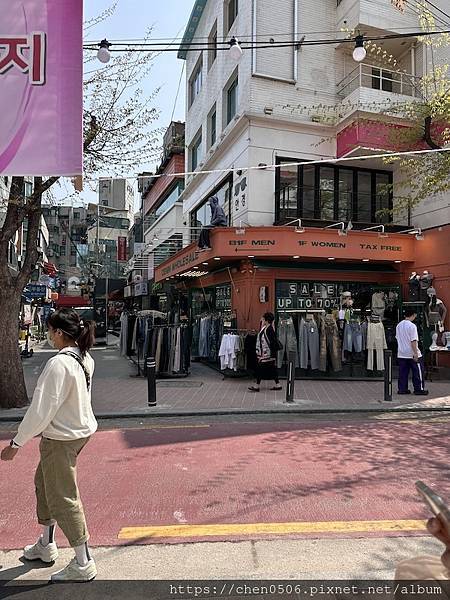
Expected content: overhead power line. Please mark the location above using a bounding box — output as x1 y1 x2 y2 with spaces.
83 28 450 54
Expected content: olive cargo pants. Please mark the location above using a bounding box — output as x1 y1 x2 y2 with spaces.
35 436 90 547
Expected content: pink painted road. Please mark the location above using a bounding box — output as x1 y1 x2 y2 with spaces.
1 416 450 550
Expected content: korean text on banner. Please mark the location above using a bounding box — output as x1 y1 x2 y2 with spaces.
0 0 83 176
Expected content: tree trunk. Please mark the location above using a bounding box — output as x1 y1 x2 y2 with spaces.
0 283 29 409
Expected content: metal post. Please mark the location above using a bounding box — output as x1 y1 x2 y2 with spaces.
285 361 295 404
105 273 109 346
384 349 393 402
147 358 157 407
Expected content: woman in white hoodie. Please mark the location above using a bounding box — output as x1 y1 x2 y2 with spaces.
1 308 98 583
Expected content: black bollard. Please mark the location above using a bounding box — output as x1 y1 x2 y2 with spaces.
147 358 157 407
384 349 393 402
285 361 295 404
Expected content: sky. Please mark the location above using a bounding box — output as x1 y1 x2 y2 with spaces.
58 0 193 209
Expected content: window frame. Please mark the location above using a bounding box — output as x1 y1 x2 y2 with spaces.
225 0 238 33
224 71 238 126
207 103 217 149
275 157 393 224
189 174 233 236
208 21 218 70
189 56 203 107
190 130 202 171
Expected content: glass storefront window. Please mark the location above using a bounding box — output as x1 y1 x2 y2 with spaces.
275 280 401 380
276 159 393 224
319 167 335 221
278 162 298 221
338 169 353 221
190 177 232 238
357 171 372 222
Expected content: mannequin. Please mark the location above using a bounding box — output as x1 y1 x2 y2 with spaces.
408 272 420 302
426 295 447 331
419 270 434 302
371 291 386 319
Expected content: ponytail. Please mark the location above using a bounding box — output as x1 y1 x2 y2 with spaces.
77 320 96 356
48 308 96 357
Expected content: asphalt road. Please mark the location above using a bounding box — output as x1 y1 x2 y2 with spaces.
1 413 449 582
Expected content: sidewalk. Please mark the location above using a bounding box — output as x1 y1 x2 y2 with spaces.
1 344 449 419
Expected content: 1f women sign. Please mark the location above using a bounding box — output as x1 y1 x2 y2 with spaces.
0 0 83 176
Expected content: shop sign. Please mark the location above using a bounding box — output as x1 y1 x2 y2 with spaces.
135 282 148 297
25 284 47 299
0 0 83 176
215 284 231 310
276 282 342 310
117 236 127 262
160 250 197 278
124 285 132 298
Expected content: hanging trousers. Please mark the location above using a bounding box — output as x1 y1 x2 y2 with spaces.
397 357 426 393
277 318 299 368
299 319 320 370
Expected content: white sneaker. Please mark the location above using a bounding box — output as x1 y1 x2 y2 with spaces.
23 539 59 563
51 557 97 583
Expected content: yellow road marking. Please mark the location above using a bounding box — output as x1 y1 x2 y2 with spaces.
118 519 427 540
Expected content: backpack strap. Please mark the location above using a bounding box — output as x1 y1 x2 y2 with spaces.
61 351 91 392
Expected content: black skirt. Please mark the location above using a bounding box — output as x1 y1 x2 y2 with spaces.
255 360 278 381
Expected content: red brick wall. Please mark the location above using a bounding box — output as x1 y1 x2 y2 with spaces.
143 154 185 216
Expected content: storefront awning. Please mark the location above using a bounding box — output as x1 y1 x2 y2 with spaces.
55 295 92 308
154 226 416 282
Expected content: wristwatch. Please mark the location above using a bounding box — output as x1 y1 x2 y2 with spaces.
9 440 20 449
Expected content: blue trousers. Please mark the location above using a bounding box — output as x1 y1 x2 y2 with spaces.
397 357 426 393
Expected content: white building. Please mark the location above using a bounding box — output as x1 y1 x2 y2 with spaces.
99 178 135 224
178 0 449 231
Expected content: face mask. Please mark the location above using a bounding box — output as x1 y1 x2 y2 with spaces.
47 332 56 349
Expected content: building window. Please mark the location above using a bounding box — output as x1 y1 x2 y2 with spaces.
145 181 184 227
23 181 33 197
208 22 217 70
225 0 238 32
208 104 217 148
190 131 202 171
225 72 238 126
74 211 80 220
60 247 66 256
372 68 394 93
275 158 393 224
190 176 232 240
189 56 203 107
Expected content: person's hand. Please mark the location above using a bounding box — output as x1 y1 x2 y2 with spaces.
427 516 450 570
413 354 419 363
1 445 19 461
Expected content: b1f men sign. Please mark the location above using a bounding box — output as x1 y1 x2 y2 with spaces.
0 0 83 176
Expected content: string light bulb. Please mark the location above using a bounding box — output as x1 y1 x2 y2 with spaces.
97 39 112 64
353 34 366 62
229 37 243 61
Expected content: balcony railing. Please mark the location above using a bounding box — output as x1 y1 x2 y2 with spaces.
337 63 420 99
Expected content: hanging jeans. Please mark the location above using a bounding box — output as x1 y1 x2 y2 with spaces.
320 316 342 372
277 318 299 368
343 321 363 353
397 357 426 393
299 319 320 370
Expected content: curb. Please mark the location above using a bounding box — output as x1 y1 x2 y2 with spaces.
1 404 450 423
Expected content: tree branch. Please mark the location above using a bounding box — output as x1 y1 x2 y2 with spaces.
16 178 44 290
423 115 442 150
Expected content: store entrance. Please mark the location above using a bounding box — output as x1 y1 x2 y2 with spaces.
275 280 402 379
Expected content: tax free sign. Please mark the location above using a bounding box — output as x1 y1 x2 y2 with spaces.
0 0 83 176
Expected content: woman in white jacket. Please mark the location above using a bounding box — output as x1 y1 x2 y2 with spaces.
1 308 98 583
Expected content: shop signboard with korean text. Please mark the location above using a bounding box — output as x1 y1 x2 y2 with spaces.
0 0 83 175
24 284 47 299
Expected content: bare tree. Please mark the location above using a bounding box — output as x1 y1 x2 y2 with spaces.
0 17 161 408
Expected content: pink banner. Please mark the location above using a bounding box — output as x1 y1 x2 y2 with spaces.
0 0 83 176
